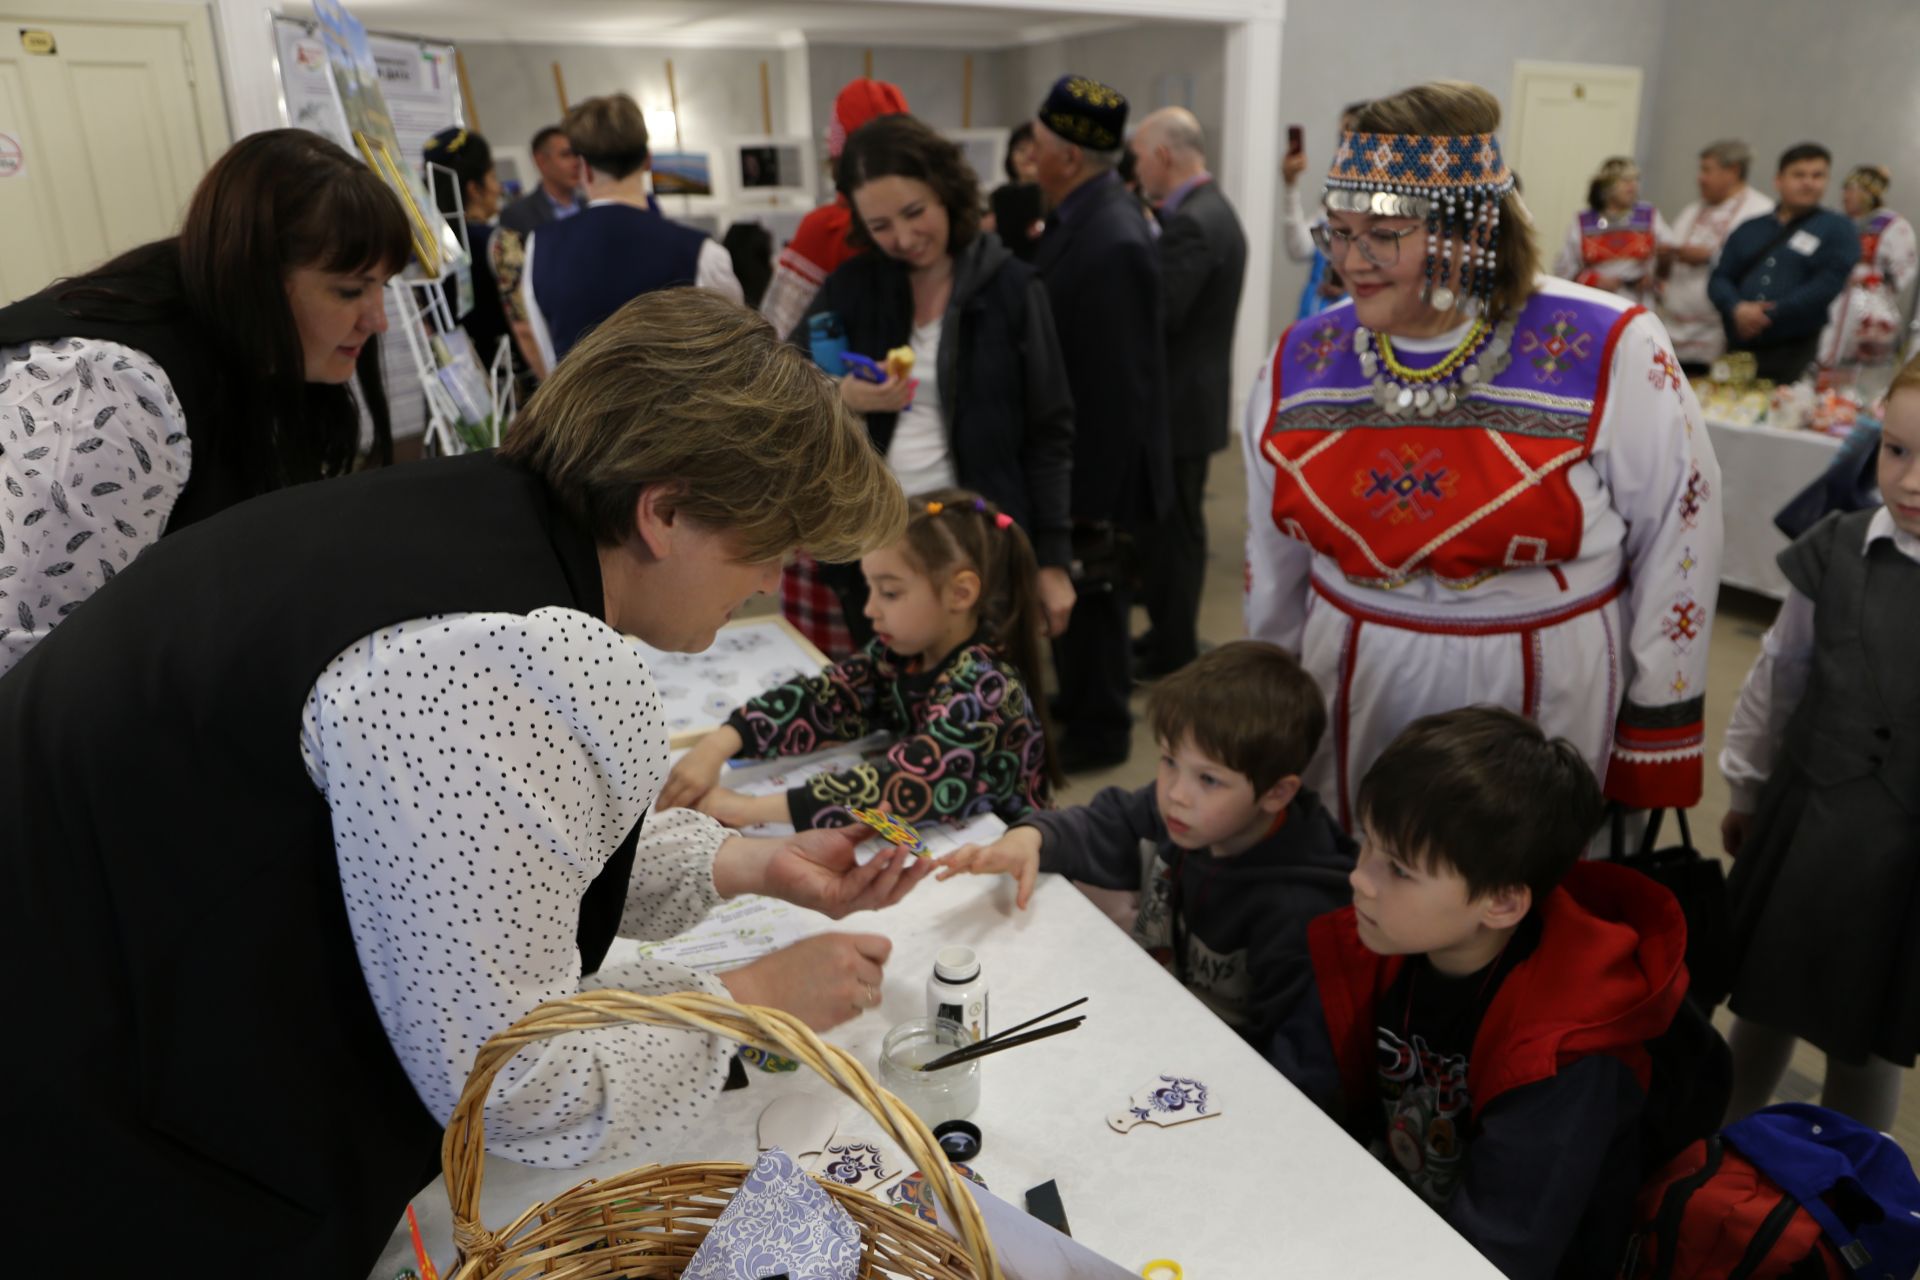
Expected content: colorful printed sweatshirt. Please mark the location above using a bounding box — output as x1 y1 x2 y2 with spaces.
725 635 1050 829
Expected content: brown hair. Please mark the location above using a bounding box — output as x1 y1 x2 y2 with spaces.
837 114 983 256
500 287 905 562
898 488 1058 785
1356 706 1604 902
1350 81 1542 324
1148 641 1326 793
565 93 649 180
1587 155 1639 213
54 128 409 482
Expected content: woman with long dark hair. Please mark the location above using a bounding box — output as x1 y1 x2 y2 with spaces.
793 112 1077 649
0 128 407 674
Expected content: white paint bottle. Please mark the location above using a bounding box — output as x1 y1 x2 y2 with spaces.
926 945 989 1044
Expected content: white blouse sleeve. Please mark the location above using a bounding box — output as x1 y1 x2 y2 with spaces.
0 338 190 677
1718 588 1816 812
1242 342 1315 652
696 239 746 305
300 607 734 1167
1554 218 1584 279
1590 309 1724 808
1878 215 1918 297
1282 185 1316 264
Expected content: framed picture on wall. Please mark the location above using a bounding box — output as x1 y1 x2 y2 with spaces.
653 152 714 197
728 136 815 201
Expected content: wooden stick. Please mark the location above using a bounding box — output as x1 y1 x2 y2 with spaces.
917 1017 1085 1072
759 59 772 136
962 55 973 129
551 61 568 114
454 49 479 132
665 58 682 150
863 48 873 79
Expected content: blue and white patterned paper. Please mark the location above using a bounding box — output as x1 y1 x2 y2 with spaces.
682 1147 863 1280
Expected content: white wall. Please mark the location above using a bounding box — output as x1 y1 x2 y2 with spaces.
1269 0 1669 340
1009 22 1230 180
458 41 796 169
1645 0 1920 225
808 43 1016 137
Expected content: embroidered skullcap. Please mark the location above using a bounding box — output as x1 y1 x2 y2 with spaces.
1847 164 1892 203
830 79 909 159
1037 75 1128 153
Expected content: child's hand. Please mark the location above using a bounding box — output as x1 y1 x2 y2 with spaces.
1721 810 1754 859
933 826 1045 909
697 785 788 830
658 728 741 812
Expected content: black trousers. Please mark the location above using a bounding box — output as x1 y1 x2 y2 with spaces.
1053 522 1136 753
1141 453 1210 672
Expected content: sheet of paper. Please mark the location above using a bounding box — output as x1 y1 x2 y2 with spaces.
629 895 823 972
631 619 827 743
933 1179 1138 1280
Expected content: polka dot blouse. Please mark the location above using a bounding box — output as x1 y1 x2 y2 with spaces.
299 606 735 1167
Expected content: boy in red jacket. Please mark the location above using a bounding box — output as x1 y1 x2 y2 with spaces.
1269 707 1689 1280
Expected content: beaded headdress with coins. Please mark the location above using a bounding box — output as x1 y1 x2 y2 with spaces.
1324 129 1517 314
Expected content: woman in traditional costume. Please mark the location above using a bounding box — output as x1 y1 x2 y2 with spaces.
1244 81 1722 827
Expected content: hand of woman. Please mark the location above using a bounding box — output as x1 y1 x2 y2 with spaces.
840 371 917 416
718 932 892 1029
1036 565 1076 637
740 825 934 918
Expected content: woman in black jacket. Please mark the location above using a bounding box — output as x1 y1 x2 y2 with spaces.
796 112 1077 642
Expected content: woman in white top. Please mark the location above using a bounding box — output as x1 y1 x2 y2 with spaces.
796 112 1079 645
1819 164 1919 372
1553 156 1674 303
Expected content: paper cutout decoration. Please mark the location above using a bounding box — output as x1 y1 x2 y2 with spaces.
809 1139 903 1195
887 1164 988 1225
1106 1075 1219 1134
682 1147 861 1280
851 807 929 857
758 1093 842 1158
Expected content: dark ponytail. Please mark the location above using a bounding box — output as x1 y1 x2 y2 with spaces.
901 487 1061 787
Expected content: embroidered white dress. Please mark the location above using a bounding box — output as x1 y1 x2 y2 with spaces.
1245 277 1723 824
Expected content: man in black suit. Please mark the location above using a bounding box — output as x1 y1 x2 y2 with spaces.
1129 107 1247 679
500 124 589 235
1031 75 1171 771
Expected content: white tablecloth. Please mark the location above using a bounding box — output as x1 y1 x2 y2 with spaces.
370 866 1501 1278
1704 417 1842 599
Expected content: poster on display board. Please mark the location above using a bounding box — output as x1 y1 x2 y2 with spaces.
306 0 462 276
272 7 469 446
274 17 464 168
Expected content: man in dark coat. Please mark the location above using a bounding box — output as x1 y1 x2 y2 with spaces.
1031 74 1171 771
1129 106 1248 679
500 124 589 235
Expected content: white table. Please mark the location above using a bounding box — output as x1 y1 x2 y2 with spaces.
370 869 1501 1277
1704 417 1842 599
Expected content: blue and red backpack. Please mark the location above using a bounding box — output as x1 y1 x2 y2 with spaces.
1622 1103 1920 1280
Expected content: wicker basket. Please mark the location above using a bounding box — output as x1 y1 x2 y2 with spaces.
442 990 1001 1280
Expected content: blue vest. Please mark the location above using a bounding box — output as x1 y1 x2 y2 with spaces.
532 203 709 360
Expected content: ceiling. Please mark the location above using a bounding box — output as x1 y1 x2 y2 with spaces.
328 0 1153 49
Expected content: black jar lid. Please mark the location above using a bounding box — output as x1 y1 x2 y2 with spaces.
932 1119 982 1161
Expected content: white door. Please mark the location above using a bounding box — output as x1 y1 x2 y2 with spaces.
1508 61 1643 278
0 7 228 302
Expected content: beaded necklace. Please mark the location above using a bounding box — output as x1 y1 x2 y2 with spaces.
1355 315 1516 417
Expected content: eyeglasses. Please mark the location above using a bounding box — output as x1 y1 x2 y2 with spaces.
1311 222 1422 269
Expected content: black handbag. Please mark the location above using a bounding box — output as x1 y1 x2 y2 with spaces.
1611 807 1733 1011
